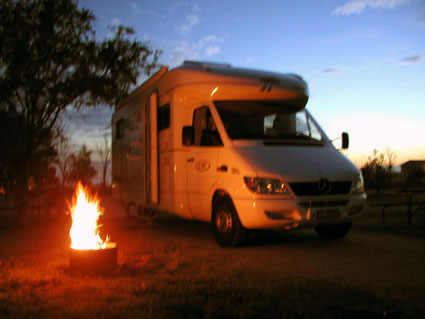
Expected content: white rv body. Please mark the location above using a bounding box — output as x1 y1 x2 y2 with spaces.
112 61 366 245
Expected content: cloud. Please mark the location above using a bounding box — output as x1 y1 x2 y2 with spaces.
173 40 198 63
171 34 224 65
332 0 412 16
325 28 378 42
192 3 201 13
399 54 423 64
131 3 140 13
200 34 223 50
178 14 200 35
332 0 367 16
320 68 339 74
203 35 217 42
176 3 203 36
110 17 121 26
205 46 220 56
63 107 112 144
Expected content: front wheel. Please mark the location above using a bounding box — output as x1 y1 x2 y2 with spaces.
315 222 352 240
212 196 247 247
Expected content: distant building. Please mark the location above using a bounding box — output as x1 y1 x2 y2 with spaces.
400 160 425 174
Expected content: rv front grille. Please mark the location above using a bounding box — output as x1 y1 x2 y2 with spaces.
298 200 349 209
289 181 352 196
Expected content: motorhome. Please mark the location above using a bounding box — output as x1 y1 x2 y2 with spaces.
111 61 366 246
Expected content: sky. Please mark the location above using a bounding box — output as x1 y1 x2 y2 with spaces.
73 0 425 167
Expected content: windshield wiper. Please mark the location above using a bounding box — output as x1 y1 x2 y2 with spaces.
263 135 323 146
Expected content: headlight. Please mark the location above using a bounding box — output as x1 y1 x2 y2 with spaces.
244 177 290 195
352 174 364 193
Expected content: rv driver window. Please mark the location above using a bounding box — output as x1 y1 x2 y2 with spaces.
192 107 222 147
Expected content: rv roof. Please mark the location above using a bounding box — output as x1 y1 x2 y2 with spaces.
117 61 308 109
183 60 232 71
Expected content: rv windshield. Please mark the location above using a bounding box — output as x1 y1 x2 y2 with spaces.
215 101 324 145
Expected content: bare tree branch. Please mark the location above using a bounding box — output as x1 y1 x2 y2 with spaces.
57 135 73 188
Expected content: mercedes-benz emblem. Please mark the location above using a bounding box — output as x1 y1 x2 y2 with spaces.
318 178 331 194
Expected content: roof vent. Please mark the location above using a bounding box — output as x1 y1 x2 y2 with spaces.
286 73 305 82
183 60 232 71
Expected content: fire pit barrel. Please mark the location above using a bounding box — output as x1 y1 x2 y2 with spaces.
69 242 117 274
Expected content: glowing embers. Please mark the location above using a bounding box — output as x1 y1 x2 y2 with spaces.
68 182 117 273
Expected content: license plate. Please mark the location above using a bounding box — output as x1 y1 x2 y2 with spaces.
317 209 340 220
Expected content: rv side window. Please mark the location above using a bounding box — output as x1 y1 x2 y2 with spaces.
158 104 170 131
192 107 222 147
116 119 125 140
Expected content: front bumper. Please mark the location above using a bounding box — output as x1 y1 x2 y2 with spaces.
233 193 367 230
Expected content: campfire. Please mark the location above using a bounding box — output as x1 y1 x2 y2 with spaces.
68 182 117 274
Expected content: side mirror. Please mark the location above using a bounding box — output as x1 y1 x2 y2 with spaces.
341 132 349 149
182 126 194 146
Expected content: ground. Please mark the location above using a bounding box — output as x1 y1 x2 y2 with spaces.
0 195 424 318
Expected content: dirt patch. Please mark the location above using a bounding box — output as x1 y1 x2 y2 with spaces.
0 199 424 318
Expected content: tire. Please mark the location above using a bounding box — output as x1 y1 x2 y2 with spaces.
212 196 247 247
315 222 352 240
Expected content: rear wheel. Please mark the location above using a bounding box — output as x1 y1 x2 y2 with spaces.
315 222 352 240
212 196 247 247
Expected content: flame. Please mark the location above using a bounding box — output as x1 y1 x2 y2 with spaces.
69 182 109 250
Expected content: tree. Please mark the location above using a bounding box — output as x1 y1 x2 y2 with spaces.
68 145 97 186
0 110 57 200
0 0 160 198
361 149 395 194
57 134 73 188
384 147 396 170
96 135 111 187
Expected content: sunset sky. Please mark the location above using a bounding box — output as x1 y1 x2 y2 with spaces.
73 0 425 167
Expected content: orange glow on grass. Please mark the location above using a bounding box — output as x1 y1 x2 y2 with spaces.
69 182 109 250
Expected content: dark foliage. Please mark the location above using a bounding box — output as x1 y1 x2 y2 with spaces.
0 110 57 198
68 144 96 186
0 0 160 199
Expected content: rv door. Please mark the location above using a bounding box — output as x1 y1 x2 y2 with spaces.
148 91 159 204
186 106 222 221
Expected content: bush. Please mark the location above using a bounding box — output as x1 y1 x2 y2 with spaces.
361 149 394 194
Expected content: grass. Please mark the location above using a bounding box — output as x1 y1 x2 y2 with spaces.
1 204 425 318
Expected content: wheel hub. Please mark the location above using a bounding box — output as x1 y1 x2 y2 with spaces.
216 209 233 234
